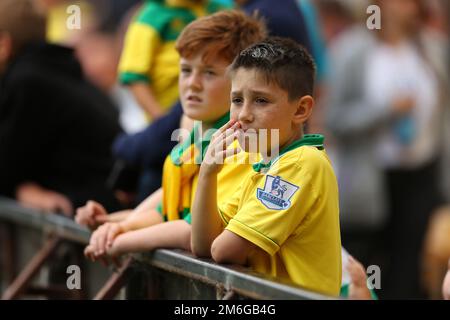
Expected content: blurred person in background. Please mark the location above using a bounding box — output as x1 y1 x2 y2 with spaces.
324 0 448 299
236 0 312 51
75 30 147 135
0 0 123 215
0 0 127 297
314 0 359 46
117 0 229 120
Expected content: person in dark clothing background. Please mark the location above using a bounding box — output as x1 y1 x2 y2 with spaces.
111 101 182 203
238 0 313 53
0 0 122 215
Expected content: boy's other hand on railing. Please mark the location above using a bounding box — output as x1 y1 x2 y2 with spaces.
15 182 73 217
75 200 109 229
84 222 124 261
84 243 121 268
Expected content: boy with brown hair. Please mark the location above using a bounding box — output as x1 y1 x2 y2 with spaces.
82 10 267 259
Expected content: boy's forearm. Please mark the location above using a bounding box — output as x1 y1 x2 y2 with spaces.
112 220 191 255
130 83 164 119
119 188 163 230
105 210 132 223
119 208 163 233
131 188 162 217
191 168 223 257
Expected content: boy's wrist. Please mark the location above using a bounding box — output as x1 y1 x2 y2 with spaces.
116 221 128 234
108 236 123 257
200 162 221 177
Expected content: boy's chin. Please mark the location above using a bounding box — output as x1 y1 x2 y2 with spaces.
183 109 227 124
182 107 207 121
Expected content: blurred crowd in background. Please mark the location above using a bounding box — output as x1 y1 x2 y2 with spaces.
0 0 449 299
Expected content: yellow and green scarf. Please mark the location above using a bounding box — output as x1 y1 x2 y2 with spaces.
158 113 229 223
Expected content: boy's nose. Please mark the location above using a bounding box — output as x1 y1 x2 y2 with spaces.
238 104 254 123
187 72 203 91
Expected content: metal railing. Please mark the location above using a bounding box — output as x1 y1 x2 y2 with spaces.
0 196 334 300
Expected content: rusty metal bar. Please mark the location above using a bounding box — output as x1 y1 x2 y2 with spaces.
94 256 133 300
0 197 335 300
132 250 334 300
2 235 61 300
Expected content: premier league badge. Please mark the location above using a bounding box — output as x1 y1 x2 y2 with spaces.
257 175 299 210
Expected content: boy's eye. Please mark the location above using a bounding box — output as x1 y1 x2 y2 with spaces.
181 67 191 74
232 97 243 105
255 97 269 104
204 70 216 76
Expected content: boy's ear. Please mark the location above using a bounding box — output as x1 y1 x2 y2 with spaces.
292 95 314 125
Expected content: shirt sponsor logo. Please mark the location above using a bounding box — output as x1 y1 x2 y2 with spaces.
257 175 299 210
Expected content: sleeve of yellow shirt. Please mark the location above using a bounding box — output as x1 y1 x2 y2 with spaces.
218 176 245 226
118 22 161 85
225 156 319 256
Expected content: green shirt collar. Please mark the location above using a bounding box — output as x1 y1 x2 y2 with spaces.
252 134 325 173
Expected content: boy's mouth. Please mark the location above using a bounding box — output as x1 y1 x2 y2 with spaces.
186 95 202 103
239 126 257 133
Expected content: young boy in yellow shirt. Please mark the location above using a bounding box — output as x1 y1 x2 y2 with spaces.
81 10 266 260
191 37 342 296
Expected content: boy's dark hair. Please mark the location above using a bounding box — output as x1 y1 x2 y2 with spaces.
229 37 316 100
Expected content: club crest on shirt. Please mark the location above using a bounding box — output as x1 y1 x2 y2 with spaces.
257 175 299 210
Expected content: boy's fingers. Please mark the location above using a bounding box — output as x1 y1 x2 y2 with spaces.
92 229 103 255
224 130 238 147
212 119 239 140
86 201 96 216
223 147 242 159
212 127 239 151
97 226 110 254
95 215 109 224
88 231 97 248
84 245 92 257
218 119 237 134
106 226 119 247
84 246 95 261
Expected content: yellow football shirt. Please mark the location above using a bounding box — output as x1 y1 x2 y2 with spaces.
219 134 342 296
159 113 254 223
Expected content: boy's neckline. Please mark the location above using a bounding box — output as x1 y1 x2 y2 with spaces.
252 134 325 173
